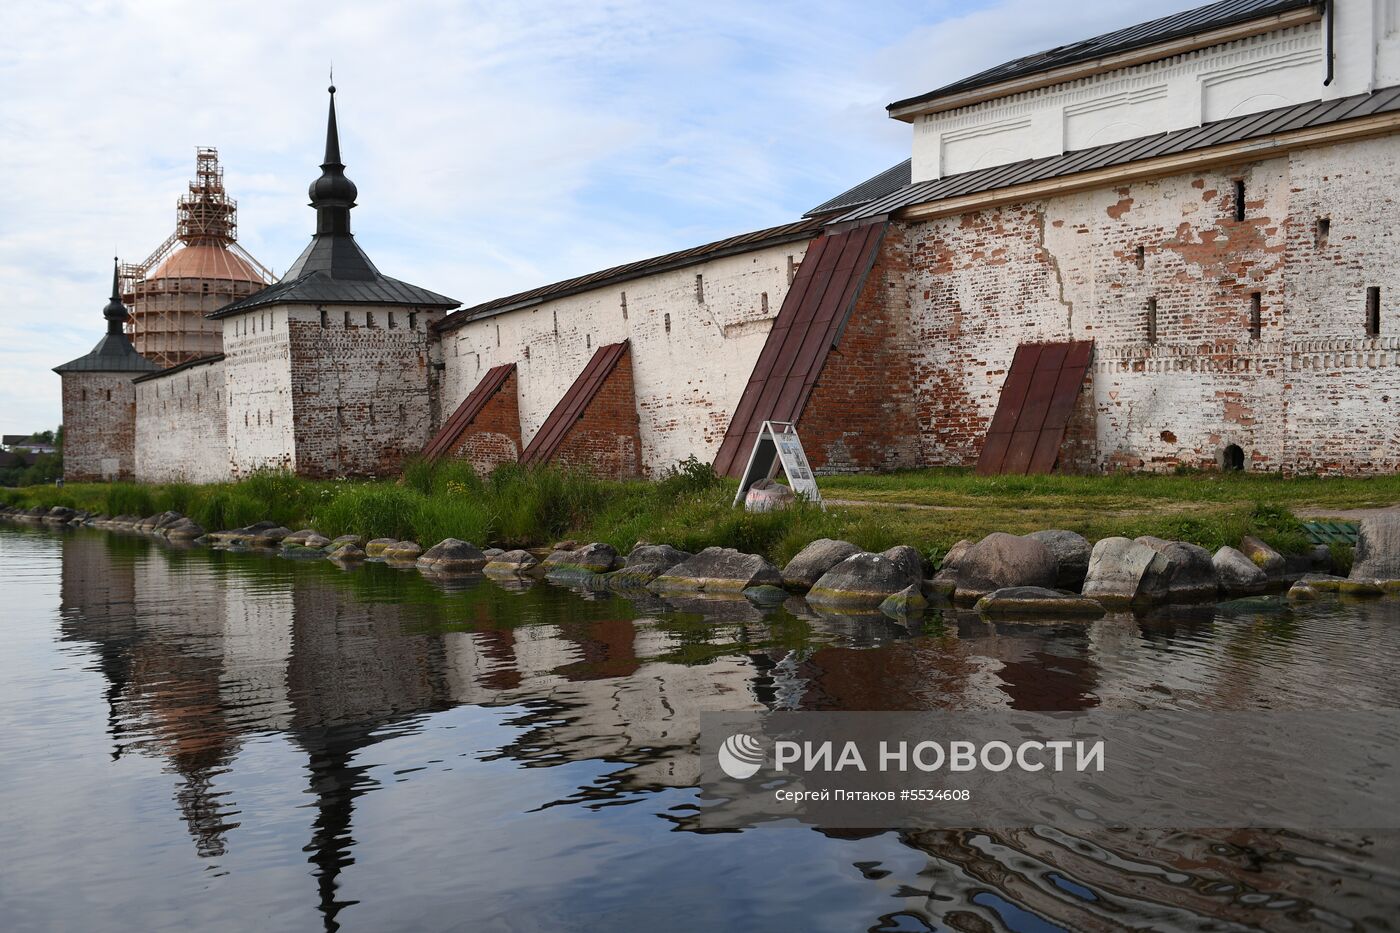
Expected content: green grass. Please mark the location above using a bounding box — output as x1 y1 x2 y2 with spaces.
3 463 1395 565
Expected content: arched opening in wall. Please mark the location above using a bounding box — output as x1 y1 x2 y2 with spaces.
1222 444 1245 472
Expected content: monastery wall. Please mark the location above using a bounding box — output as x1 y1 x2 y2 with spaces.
900 133 1400 474
286 304 441 478
61 373 138 482
222 307 295 476
134 358 229 484
439 238 812 476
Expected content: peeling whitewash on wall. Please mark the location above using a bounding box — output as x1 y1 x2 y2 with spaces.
222 306 296 476
440 240 812 475
908 134 1400 474
134 359 229 483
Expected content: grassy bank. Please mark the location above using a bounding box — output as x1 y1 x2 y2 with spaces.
4 462 1396 566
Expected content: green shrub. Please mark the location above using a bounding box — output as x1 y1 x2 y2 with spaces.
193 491 266 531
1329 543 1354 576
105 484 156 517
314 484 421 540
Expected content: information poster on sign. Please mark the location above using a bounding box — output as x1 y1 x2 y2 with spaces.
732 421 821 508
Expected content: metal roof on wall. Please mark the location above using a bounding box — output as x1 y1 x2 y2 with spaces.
422 362 516 462
841 87 1400 223
712 222 888 478
53 332 161 374
976 340 1094 476
132 353 226 384
519 341 631 467
889 0 1318 114
805 159 911 217
435 218 824 333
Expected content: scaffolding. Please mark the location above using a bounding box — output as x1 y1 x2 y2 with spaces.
121 149 275 368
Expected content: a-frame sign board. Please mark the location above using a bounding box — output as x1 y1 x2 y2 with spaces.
732 421 822 508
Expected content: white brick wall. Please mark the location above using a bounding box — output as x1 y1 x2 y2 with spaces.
134 357 230 483
439 239 811 475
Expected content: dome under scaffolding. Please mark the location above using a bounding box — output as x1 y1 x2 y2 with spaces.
120 148 274 368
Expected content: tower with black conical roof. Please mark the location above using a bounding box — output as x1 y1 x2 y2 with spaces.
212 84 459 479
54 260 160 481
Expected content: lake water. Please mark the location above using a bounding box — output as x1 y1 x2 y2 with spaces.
2 525 1398 932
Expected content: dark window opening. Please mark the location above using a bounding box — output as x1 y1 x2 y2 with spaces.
365 311 374 328
1249 292 1262 341
1146 297 1158 345
553 310 558 335
1232 179 1246 221
524 345 530 360
388 312 396 329
1367 286 1381 336
81 389 86 401
320 308 328 328
409 312 418 330
105 389 111 401
621 291 628 319
586 334 591 350
1316 217 1330 247
787 255 796 285
761 292 769 314
496 325 501 347
1223 444 1245 472
344 311 351 327
695 274 704 303
1135 244 1145 270
664 312 672 334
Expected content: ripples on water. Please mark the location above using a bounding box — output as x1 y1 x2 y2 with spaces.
0 526 1397 932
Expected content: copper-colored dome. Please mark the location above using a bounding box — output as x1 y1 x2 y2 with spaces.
148 243 266 283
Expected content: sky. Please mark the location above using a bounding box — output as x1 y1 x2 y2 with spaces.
0 0 1201 438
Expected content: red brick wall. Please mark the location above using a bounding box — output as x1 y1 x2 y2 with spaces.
797 226 921 474
549 345 642 477
450 368 522 475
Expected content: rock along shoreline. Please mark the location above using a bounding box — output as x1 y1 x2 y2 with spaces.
4 505 1398 623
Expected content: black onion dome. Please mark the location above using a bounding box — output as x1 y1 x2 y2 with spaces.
308 85 358 207
102 258 129 331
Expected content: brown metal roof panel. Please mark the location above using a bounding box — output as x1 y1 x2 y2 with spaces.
519 341 629 467
976 340 1093 475
422 362 516 462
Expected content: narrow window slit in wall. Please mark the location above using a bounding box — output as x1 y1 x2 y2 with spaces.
620 292 628 320
369 404 375 425
586 334 590 350
1135 245 1145 270
388 312 396 330
1316 217 1330 247
365 311 374 328
81 389 86 401
761 292 769 315
664 312 672 334
344 311 351 327
553 310 558 335
1249 292 1262 341
106 389 111 401
1232 179 1246 222
409 312 417 330
496 325 501 347
787 255 796 285
524 345 530 360
695 274 704 303
475 353 480 371
1146 297 1158 345
1367 286 1381 337
320 308 328 328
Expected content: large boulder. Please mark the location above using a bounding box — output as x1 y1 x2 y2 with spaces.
880 546 926 588
649 547 782 595
1135 536 1218 601
974 586 1106 618
484 549 539 575
744 479 796 513
1239 535 1286 581
880 584 927 622
1352 513 1400 581
928 538 974 599
782 539 863 591
330 534 365 549
1082 537 1172 607
416 538 487 573
381 540 422 562
809 551 920 609
44 506 76 524
281 528 324 547
604 544 693 589
1213 546 1268 596
953 533 1058 602
1026 530 1092 590
365 538 397 557
327 542 366 562
164 518 206 541
544 542 620 584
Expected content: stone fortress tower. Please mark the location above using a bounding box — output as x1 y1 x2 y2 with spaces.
208 84 460 477
54 262 160 481
120 149 274 368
